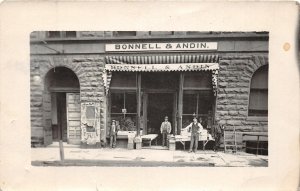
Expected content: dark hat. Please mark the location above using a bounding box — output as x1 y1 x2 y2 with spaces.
192 112 197 118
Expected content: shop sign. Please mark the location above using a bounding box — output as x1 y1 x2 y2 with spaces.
105 42 217 52
105 63 219 72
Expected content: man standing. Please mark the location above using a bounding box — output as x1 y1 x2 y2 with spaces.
185 117 203 153
160 116 171 147
110 120 120 148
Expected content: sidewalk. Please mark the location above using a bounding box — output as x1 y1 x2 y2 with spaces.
31 142 268 167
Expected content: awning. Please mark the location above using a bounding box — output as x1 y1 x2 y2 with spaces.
105 63 219 72
105 54 219 64
102 54 219 95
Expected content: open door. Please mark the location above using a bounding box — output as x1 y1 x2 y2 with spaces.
66 93 81 144
43 92 53 146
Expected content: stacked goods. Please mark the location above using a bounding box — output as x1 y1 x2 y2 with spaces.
120 117 136 131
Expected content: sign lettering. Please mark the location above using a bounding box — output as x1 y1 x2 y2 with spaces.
105 42 217 52
105 63 219 72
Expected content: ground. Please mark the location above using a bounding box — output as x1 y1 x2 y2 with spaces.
31 142 268 167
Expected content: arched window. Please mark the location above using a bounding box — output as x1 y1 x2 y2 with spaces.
248 65 268 116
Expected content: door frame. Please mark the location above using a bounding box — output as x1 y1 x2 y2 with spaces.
142 90 177 135
49 89 80 143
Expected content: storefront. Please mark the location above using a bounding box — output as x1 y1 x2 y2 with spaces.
104 52 219 146
30 31 268 151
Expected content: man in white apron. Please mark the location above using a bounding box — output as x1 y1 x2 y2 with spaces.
160 116 172 147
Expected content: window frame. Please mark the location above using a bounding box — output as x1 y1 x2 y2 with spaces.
247 65 268 118
46 31 77 39
109 90 138 131
182 90 214 129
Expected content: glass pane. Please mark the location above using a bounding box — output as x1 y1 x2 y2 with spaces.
248 110 268 116
150 31 173 36
111 93 124 113
182 115 194 129
198 116 208 129
183 72 212 89
113 31 136 36
110 72 136 88
48 31 61 38
66 31 77 38
249 90 268 110
251 65 268 89
125 93 137 113
198 94 213 115
183 93 197 114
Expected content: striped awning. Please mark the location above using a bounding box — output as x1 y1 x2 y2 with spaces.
103 54 219 95
105 54 219 64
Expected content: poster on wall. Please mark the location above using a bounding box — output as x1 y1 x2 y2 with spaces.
81 102 101 145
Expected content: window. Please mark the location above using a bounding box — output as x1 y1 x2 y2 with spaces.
186 31 215 35
110 92 137 131
48 31 61 38
248 65 268 116
150 31 174 36
113 31 137 37
183 72 212 90
110 72 137 89
182 90 213 129
182 72 213 129
47 31 77 38
110 72 138 131
65 31 77 38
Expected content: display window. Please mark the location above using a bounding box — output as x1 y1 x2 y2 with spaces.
182 71 213 129
182 90 213 129
110 92 137 131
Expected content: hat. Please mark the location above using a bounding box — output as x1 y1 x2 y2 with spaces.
192 112 197 118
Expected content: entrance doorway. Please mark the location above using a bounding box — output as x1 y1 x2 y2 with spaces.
52 92 67 141
147 93 174 145
43 67 80 145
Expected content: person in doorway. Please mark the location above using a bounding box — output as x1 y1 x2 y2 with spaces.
184 117 203 153
110 120 120 148
160 116 172 147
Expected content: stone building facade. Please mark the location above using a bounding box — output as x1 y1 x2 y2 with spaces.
30 31 268 150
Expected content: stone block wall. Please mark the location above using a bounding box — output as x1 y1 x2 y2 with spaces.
30 55 106 146
215 55 268 134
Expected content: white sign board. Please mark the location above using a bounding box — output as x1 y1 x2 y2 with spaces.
105 63 219 72
105 42 218 52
